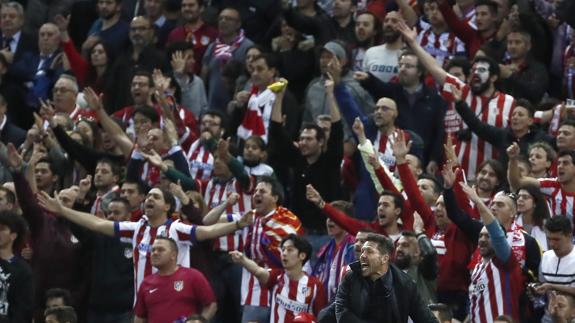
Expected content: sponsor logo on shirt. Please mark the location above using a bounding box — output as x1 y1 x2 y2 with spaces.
275 294 308 313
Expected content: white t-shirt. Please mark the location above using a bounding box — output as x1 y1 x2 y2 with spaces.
362 44 401 82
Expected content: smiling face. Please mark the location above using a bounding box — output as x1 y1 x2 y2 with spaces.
475 163 500 193
298 128 323 158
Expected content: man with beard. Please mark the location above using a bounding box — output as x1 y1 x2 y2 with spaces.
351 11 381 71
86 158 121 216
107 16 169 111
398 20 515 180
362 10 404 82
82 0 129 58
166 0 217 74
394 230 438 304
356 47 447 173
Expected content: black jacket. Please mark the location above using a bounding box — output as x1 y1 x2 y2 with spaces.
335 261 439 323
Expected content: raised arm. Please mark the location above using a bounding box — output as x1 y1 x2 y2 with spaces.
195 210 253 241
507 142 539 192
37 191 115 236
229 250 269 286
396 20 447 85
84 87 134 158
203 193 240 225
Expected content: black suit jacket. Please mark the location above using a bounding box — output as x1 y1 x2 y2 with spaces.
0 121 25 147
1 30 37 63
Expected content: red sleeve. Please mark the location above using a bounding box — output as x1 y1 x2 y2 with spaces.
62 40 89 86
133 282 148 318
191 269 216 306
438 1 480 55
312 281 327 316
322 203 369 236
13 172 46 235
374 167 401 195
266 268 283 289
397 163 435 234
453 167 477 218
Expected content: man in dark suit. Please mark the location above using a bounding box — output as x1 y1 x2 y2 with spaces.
0 93 25 147
0 2 38 66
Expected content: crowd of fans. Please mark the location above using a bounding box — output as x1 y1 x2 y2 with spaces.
1 0 575 322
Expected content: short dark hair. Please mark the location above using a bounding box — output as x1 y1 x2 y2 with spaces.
201 109 226 130
122 180 148 195
445 56 471 78
133 106 160 124
364 233 394 256
45 288 72 306
544 216 572 236
400 49 426 77
418 174 442 195
281 234 313 264
475 0 498 16
472 55 500 78
558 150 575 165
108 196 131 209
252 53 279 72
256 176 284 205
560 119 575 130
0 211 27 249
154 236 179 255
494 314 515 323
380 190 404 212
36 157 58 175
158 188 176 215
428 303 453 322
96 157 121 177
245 135 267 151
132 69 154 87
476 159 505 187
400 230 417 239
300 123 326 143
518 184 550 227
514 99 535 117
356 11 382 41
44 306 77 323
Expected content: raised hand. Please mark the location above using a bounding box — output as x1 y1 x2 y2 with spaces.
37 191 64 214
83 87 103 112
506 142 520 160
459 181 480 204
305 184 324 207
395 19 417 45
152 69 170 93
5 143 23 170
53 14 70 33
78 175 92 198
391 130 411 164
216 138 230 162
352 117 366 143
443 135 459 166
39 99 56 120
238 210 254 228
367 153 382 170
169 180 187 203
413 211 424 234
326 56 342 85
141 149 164 168
324 73 335 95
171 50 187 74
226 192 240 207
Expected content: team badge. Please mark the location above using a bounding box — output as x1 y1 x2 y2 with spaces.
174 280 184 292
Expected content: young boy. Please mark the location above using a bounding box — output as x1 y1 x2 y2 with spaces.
230 234 326 323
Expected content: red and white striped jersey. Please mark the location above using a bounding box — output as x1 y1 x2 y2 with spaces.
114 217 197 291
203 177 254 251
237 88 277 143
539 178 575 224
431 230 447 256
267 269 326 323
312 234 355 303
442 74 515 180
374 129 411 171
418 28 466 67
241 207 303 306
468 256 522 322
186 139 214 181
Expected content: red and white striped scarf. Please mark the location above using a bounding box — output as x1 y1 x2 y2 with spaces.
214 29 245 64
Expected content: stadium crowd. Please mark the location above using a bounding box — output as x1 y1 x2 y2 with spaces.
1 0 575 322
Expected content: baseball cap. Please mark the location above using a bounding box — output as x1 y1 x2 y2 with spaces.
322 41 347 61
293 312 317 323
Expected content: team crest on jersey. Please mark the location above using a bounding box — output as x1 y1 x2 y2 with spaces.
174 280 184 292
300 286 311 297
